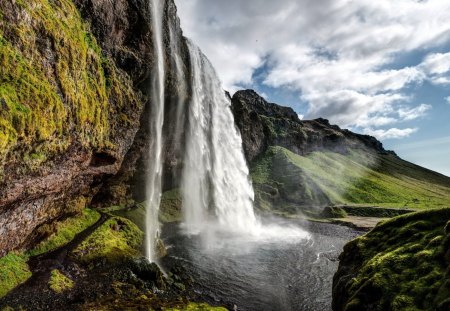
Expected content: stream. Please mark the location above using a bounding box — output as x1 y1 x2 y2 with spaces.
162 218 363 311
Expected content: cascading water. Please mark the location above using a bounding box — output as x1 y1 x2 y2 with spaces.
181 41 310 242
145 0 165 262
181 41 258 235
146 3 308 254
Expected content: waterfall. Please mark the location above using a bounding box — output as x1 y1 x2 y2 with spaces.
181 41 258 235
145 3 308 255
145 0 165 262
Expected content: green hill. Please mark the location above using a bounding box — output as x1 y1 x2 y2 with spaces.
251 146 450 214
231 90 450 215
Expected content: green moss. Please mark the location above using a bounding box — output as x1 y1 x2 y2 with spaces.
48 269 74 293
159 189 183 223
340 208 450 310
0 252 32 298
321 206 347 218
0 0 140 177
164 302 228 311
27 208 101 257
70 216 144 264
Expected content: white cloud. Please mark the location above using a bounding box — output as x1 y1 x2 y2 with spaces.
419 52 450 75
446 96 450 104
364 127 418 140
175 0 450 138
398 104 432 121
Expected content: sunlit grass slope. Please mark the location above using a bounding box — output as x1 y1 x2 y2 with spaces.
251 146 450 212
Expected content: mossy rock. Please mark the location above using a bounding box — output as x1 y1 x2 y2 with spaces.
334 208 450 310
321 206 347 218
70 216 144 264
48 269 74 293
0 0 141 177
159 189 183 223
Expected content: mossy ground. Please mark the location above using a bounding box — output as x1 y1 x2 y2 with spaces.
28 208 101 257
164 302 228 311
0 253 32 298
48 269 74 293
337 208 450 310
70 216 143 264
251 146 450 215
0 208 100 298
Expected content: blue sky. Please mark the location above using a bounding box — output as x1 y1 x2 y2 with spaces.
175 0 450 176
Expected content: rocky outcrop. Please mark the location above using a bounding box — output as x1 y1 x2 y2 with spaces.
0 0 190 255
333 208 450 311
231 89 395 163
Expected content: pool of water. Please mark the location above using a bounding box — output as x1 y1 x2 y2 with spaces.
161 218 362 311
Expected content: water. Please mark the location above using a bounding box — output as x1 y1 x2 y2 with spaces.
145 0 166 262
181 41 258 234
162 219 362 311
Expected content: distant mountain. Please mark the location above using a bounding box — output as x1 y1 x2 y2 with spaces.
231 90 450 214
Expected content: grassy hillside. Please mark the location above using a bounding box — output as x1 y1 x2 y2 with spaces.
251 146 450 213
333 208 450 311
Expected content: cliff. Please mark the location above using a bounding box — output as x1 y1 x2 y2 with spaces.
232 90 450 214
0 0 190 256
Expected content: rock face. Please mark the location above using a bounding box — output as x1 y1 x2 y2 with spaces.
0 0 189 255
231 89 393 163
333 208 450 311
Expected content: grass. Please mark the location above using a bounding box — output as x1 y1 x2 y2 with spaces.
251 146 450 213
336 208 450 310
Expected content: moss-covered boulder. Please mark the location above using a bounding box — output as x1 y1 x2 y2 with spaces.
333 208 450 311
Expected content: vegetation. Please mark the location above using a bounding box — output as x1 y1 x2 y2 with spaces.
70 217 143 264
164 303 228 311
321 206 348 218
28 208 100 256
48 269 74 293
0 0 139 178
0 253 32 298
0 208 101 298
251 146 450 214
336 208 450 310
159 189 183 223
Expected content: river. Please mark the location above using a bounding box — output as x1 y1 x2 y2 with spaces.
161 218 363 311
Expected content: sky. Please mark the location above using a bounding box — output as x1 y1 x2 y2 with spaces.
174 0 450 177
